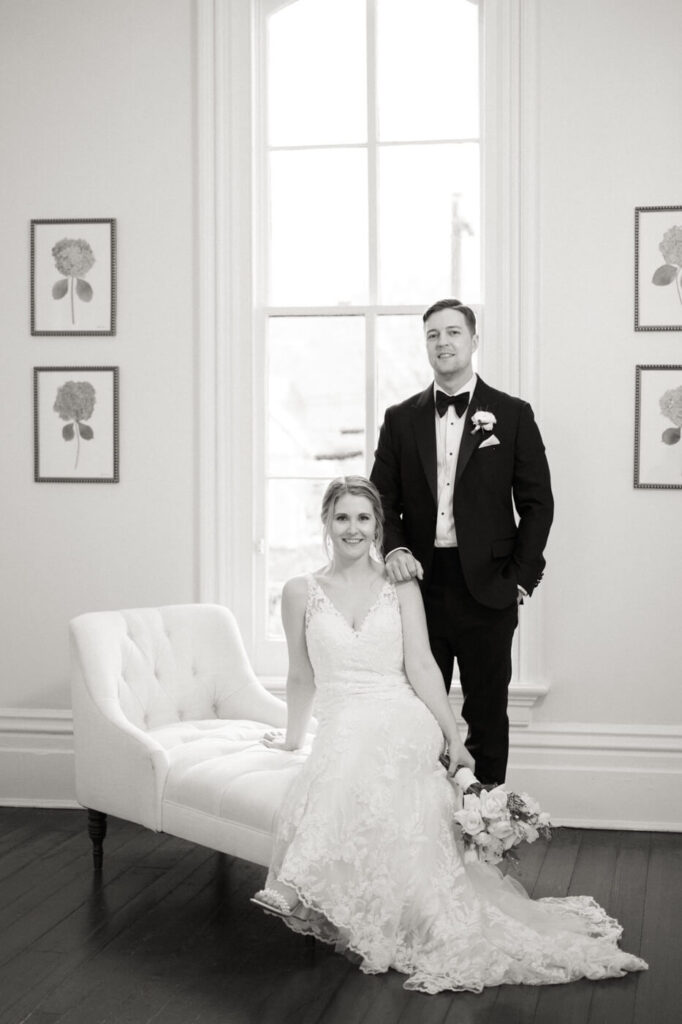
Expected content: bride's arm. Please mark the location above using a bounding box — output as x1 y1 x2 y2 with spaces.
263 576 316 751
395 579 474 774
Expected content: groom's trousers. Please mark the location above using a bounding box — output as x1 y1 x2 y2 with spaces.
423 547 518 786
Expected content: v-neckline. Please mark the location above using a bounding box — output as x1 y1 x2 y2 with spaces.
312 575 389 635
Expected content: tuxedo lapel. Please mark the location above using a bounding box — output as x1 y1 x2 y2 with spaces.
455 378 495 488
412 387 438 504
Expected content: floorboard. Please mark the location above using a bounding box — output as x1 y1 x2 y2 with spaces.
632 833 682 1024
532 830 628 1024
0 810 679 1024
23 847 218 1022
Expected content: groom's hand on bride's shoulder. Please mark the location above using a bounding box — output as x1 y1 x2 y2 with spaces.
385 549 424 583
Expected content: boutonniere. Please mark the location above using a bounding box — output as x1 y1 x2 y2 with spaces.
470 410 497 435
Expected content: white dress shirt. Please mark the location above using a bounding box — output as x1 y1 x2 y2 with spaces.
434 374 476 547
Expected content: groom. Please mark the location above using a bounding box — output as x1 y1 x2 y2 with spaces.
370 299 553 785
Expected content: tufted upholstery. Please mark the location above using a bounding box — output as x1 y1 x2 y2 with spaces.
70 604 306 867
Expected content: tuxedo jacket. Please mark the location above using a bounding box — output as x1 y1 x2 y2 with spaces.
370 377 554 609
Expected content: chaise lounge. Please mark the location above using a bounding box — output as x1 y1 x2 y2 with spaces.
70 603 308 870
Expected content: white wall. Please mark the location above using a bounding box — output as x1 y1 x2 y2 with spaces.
502 0 682 827
0 0 680 824
0 0 197 796
536 0 682 724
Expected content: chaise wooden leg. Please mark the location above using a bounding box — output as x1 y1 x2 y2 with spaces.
87 809 108 871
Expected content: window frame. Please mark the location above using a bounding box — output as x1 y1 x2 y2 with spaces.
197 0 548 715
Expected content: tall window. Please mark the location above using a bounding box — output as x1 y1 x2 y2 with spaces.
255 0 480 657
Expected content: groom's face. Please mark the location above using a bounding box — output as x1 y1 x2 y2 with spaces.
424 308 478 385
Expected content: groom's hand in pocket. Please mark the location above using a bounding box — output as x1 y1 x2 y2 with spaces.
386 549 424 583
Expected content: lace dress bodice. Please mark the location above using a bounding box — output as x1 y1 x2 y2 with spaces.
303 573 446 780
305 575 416 701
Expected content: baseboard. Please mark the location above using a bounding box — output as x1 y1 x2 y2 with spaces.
0 797 80 809
0 708 77 807
1 709 680 830
507 724 682 832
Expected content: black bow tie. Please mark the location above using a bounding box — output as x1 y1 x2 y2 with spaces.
435 390 470 418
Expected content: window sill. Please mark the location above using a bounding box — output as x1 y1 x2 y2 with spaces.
259 678 549 728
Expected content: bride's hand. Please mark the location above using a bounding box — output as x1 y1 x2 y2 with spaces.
446 741 475 778
262 729 298 752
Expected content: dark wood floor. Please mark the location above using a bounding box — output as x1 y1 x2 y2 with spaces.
0 809 679 1024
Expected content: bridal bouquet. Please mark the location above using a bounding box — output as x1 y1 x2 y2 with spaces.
450 767 552 866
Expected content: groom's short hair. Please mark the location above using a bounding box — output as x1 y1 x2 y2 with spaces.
423 299 476 335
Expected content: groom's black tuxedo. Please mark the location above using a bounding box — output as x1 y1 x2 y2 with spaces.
371 376 554 607
370 375 554 784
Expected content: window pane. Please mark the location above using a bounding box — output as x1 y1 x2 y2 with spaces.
269 149 369 305
268 316 365 478
376 0 479 141
268 0 367 147
378 143 480 305
267 478 329 638
376 314 429 416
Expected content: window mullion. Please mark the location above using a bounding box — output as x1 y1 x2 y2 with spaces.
366 0 379 306
365 0 379 471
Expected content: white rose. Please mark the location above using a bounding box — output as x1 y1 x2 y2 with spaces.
471 410 497 433
488 819 514 840
538 811 551 827
480 787 508 819
454 808 485 836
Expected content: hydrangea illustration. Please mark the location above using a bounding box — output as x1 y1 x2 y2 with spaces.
659 226 682 267
51 238 96 325
652 225 682 304
659 384 682 446
53 381 96 468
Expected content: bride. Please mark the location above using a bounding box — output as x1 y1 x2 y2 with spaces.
252 476 647 994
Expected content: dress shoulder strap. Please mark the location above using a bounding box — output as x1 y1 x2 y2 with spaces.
304 573 325 629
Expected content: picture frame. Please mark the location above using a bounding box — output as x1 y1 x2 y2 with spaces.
34 366 120 483
30 218 117 336
634 365 682 489
634 206 682 331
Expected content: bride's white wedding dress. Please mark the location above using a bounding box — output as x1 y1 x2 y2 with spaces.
264 575 647 994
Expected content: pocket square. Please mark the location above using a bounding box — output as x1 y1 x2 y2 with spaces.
479 434 500 449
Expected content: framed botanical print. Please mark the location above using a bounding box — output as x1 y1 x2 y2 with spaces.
634 365 682 489
634 206 682 331
34 366 120 483
30 218 117 335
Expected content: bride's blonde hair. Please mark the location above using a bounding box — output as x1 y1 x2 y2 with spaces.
321 476 384 558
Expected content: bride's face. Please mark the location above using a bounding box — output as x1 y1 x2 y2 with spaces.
329 493 376 559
